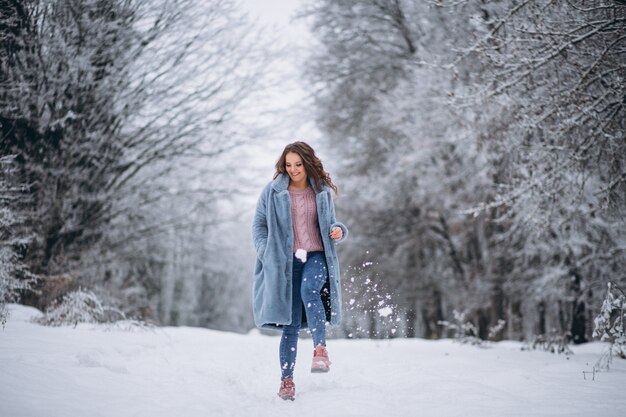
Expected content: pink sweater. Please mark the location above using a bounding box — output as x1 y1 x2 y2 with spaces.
289 186 324 253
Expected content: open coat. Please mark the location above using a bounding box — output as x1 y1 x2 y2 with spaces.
252 173 348 330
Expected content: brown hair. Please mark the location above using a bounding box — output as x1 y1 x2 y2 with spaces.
274 141 338 194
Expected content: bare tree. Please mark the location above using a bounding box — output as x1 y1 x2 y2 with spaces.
1 0 267 324
456 0 626 343
303 0 626 342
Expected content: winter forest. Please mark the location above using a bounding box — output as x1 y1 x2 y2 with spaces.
2 0 626 360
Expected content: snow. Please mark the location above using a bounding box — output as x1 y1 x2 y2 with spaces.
1 304 625 417
377 306 393 317
295 249 307 263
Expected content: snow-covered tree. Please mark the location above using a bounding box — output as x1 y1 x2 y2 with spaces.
0 156 33 326
593 282 626 369
1 0 265 326
456 0 626 343
302 0 500 338
303 0 626 341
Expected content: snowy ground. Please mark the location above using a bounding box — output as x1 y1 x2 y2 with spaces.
1 304 624 417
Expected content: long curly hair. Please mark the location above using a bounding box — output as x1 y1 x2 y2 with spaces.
274 141 338 194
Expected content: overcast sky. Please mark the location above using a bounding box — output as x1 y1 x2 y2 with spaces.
241 0 302 28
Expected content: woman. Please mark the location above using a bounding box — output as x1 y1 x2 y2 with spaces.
252 141 348 401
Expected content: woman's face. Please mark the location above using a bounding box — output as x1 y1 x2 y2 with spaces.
285 152 307 186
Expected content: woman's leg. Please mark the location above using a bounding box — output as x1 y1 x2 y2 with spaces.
300 251 329 347
279 255 304 380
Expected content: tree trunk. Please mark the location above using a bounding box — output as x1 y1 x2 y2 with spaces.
405 298 417 338
538 301 546 335
569 269 588 344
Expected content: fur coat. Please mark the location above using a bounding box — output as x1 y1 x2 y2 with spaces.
252 173 348 330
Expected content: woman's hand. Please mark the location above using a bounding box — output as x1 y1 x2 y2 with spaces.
329 226 343 241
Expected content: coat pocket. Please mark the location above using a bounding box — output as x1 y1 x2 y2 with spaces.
256 241 267 260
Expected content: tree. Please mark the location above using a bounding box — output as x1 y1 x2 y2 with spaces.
456 0 626 343
1 0 265 325
302 0 626 341
0 156 33 326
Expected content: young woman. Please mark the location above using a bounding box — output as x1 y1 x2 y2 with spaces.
252 141 348 401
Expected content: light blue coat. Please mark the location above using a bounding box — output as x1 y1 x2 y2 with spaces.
252 173 348 330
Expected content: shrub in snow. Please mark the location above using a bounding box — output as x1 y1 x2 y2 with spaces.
35 289 126 327
438 310 482 345
101 319 155 332
0 249 34 327
522 332 573 355
439 312 507 345
592 282 626 370
488 319 507 340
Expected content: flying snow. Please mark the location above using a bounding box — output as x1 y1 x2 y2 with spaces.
378 306 393 317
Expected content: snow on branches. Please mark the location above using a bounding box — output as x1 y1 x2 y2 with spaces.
34 289 125 327
1 0 266 327
304 0 626 342
593 282 626 369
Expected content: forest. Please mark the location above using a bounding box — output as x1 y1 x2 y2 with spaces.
1 0 625 352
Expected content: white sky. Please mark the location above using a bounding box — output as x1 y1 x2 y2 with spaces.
240 0 303 28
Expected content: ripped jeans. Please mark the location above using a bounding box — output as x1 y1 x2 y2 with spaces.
279 251 328 380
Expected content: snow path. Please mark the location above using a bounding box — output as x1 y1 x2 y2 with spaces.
1 305 624 417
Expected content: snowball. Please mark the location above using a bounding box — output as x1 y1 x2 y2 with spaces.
378 306 393 317
349 299 356 305
295 249 307 263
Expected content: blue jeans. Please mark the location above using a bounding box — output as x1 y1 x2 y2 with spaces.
279 251 328 379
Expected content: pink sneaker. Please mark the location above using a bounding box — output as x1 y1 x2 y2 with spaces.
277 378 295 401
311 345 331 373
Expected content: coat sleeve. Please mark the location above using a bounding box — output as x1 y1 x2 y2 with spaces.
252 187 269 259
328 193 348 244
